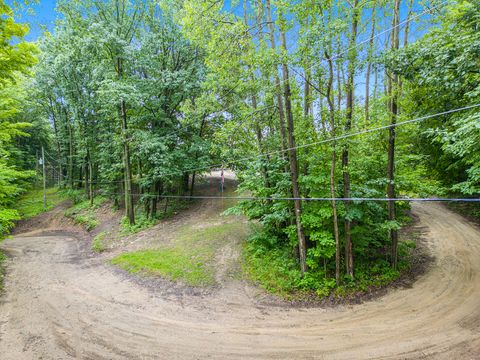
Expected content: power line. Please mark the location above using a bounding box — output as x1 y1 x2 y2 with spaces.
151 103 480 179
99 192 480 203
45 103 480 186
41 1 447 148
122 0 447 145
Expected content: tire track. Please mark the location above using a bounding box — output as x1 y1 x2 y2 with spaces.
0 202 479 359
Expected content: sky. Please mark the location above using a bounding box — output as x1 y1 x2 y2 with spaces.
8 0 57 41
11 0 435 47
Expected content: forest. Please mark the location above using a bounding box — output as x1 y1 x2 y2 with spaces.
1 0 479 295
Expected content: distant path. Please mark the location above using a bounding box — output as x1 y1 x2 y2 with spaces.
1 195 479 358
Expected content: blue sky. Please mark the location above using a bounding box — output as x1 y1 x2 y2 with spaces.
12 0 433 44
8 0 57 41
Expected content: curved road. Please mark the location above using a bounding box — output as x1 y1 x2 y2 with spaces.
0 203 479 359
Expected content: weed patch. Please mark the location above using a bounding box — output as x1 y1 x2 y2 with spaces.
120 214 157 235
447 201 480 225
64 196 106 231
112 221 247 286
120 200 190 235
92 231 107 252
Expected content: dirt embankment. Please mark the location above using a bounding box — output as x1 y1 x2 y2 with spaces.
0 175 479 359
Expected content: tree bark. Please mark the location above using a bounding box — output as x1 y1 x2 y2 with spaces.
343 0 360 278
326 51 341 285
244 0 269 189
88 153 94 207
388 0 401 269
68 119 74 189
118 57 135 225
279 21 308 276
266 0 288 158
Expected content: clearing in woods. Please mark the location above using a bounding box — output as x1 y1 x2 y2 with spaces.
0 174 479 359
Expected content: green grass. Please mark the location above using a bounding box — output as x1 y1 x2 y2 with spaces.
15 188 64 219
112 221 247 287
92 231 107 252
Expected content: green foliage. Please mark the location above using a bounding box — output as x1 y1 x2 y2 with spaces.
71 213 98 231
92 231 107 253
31 0 208 227
389 0 480 195
243 226 410 299
8 0 474 299
64 197 106 231
59 189 86 205
120 214 157 235
15 188 63 219
0 208 20 237
0 0 41 239
447 201 480 222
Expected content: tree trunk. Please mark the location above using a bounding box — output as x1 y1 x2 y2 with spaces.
325 51 341 285
88 154 94 207
68 121 74 189
150 181 160 219
118 57 135 225
302 16 312 178
244 1 269 189
190 171 197 198
343 0 360 278
50 104 64 188
388 0 401 269
279 22 308 276
266 0 288 158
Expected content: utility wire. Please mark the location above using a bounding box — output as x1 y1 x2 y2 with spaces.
155 0 449 141
45 103 480 186
42 1 447 147
149 103 480 180
99 192 480 203
77 0 444 145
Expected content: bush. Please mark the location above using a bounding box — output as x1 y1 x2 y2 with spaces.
92 231 107 252
243 227 407 299
73 213 98 231
0 209 21 238
120 214 157 235
63 196 106 231
59 189 85 204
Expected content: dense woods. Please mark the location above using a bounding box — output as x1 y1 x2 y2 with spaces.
2 0 479 294
0 0 42 234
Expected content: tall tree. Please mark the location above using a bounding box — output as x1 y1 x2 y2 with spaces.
387 0 401 269
342 0 360 278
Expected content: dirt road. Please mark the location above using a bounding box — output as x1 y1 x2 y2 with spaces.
1 201 479 359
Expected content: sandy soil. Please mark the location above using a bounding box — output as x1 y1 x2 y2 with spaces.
0 183 480 358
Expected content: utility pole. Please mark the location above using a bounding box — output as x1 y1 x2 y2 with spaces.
35 149 39 189
42 146 46 210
